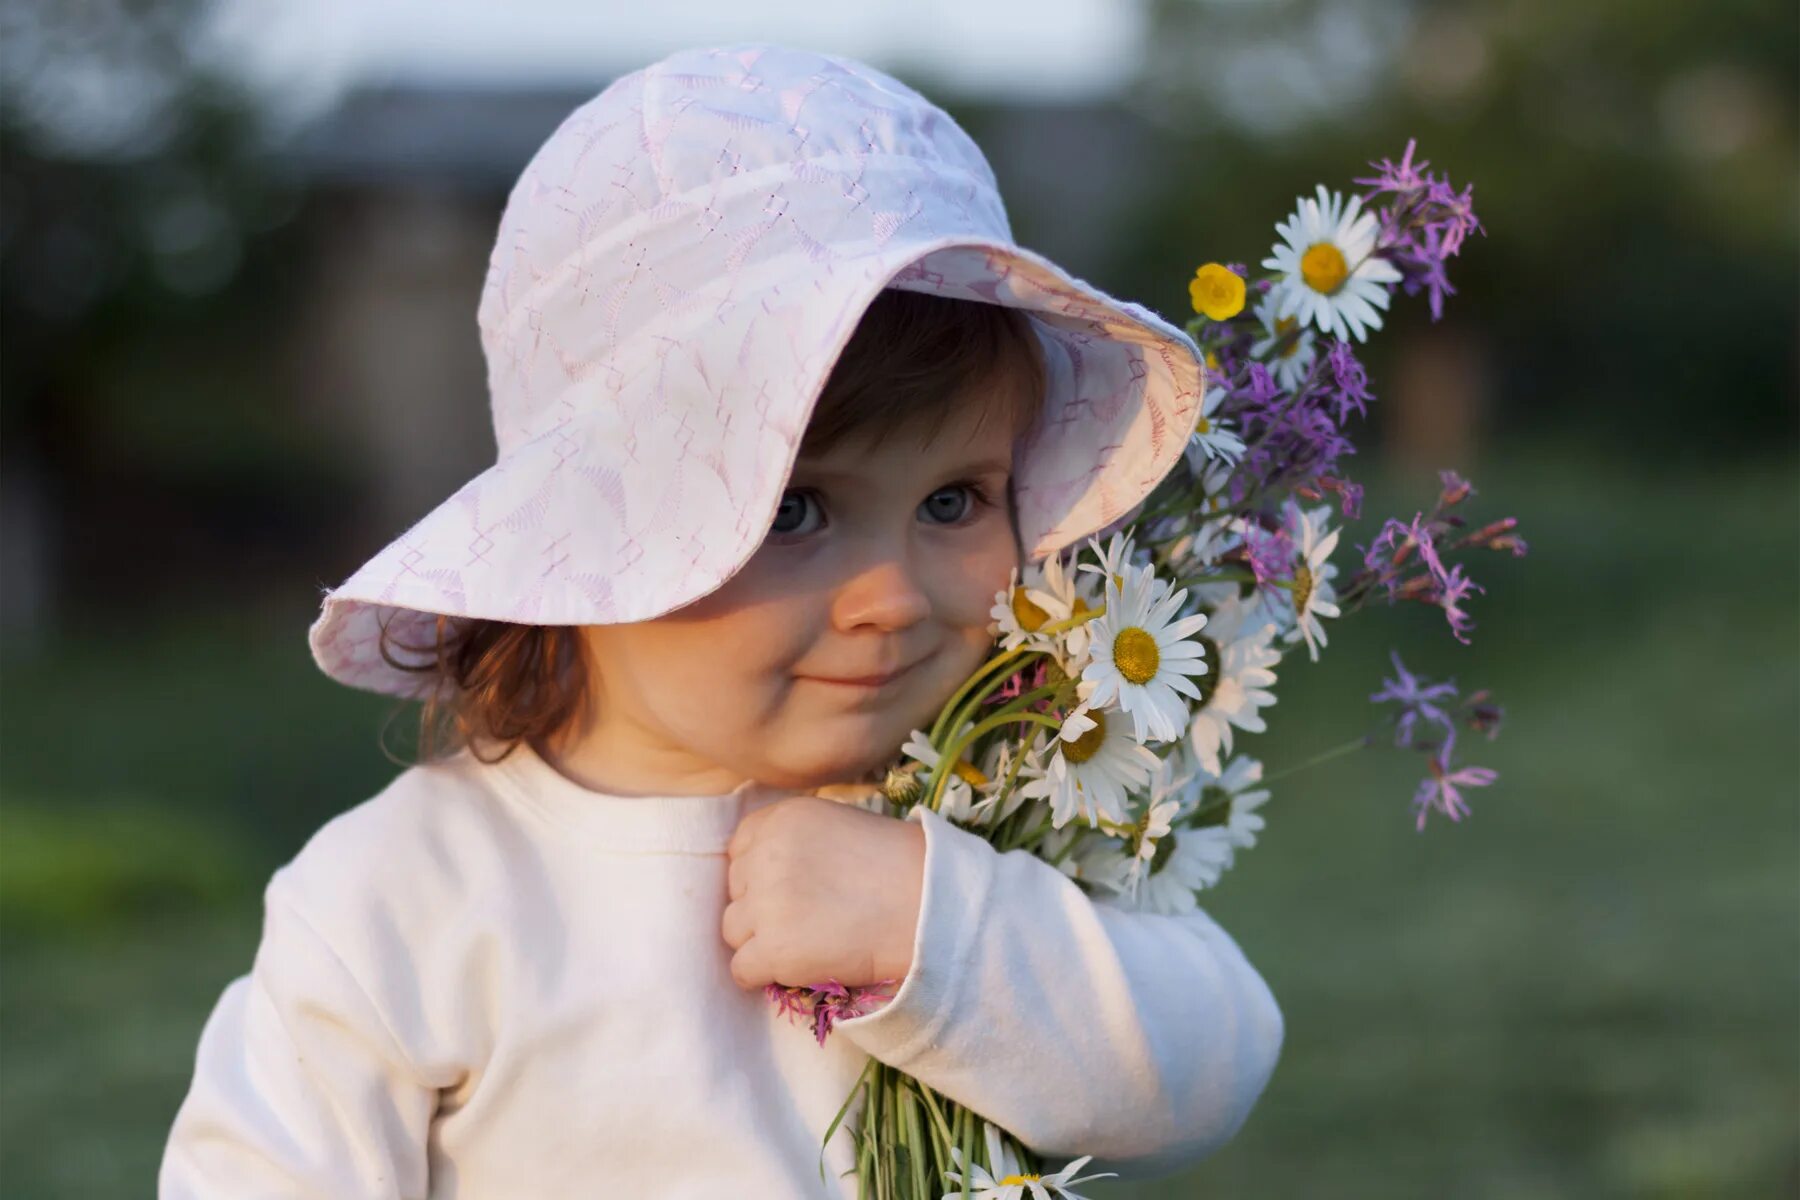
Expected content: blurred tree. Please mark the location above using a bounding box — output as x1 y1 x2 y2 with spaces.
0 0 335 637
1124 0 1798 457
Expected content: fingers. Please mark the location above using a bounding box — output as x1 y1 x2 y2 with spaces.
726 800 776 860
728 935 771 991
727 851 749 902
720 897 753 951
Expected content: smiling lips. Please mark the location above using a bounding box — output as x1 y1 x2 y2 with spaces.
804 660 921 689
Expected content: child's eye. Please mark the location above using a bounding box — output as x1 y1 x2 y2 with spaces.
920 483 994 527
768 482 999 542
770 489 825 537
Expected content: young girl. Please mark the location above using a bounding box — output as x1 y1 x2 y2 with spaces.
161 42 1283 1198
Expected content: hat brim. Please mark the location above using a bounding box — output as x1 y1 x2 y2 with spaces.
309 234 1203 699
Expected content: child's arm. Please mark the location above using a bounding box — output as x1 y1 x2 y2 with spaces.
834 804 1284 1181
159 870 439 1199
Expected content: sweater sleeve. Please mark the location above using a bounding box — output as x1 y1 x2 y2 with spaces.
832 804 1284 1181
159 870 439 1199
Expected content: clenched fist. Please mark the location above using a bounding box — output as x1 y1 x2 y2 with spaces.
721 794 926 992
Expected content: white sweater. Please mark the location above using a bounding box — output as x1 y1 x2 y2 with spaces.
160 740 1284 1198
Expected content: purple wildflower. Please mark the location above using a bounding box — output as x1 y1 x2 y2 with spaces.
1405 223 1459 321
1360 512 1448 602
1436 469 1474 509
1411 754 1498 832
1462 517 1530 558
1369 650 1460 749
810 979 899 1046
1243 524 1295 586
1437 563 1485 644
767 978 901 1047
1326 339 1376 423
1295 473 1364 520
987 659 1052 707
1355 138 1433 196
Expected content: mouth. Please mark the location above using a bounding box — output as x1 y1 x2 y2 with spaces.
801 658 925 690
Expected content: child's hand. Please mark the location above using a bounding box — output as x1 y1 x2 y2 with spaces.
721 795 925 992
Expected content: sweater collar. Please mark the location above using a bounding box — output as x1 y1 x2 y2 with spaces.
480 738 776 854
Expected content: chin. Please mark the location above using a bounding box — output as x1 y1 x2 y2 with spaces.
759 722 907 790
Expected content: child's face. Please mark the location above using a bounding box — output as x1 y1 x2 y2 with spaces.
571 379 1027 795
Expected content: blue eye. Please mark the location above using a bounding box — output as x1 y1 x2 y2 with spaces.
769 482 999 542
921 484 992 526
928 489 972 525
771 489 824 537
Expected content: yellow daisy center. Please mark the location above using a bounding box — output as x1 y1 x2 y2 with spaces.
1276 315 1301 357
951 759 988 788
1300 242 1348 295
1204 350 1221 370
998 1174 1043 1186
1010 586 1050 631
1113 626 1161 685
1195 414 1211 434
1071 595 1095 620
1187 262 1245 321
1063 711 1107 764
1292 563 1315 615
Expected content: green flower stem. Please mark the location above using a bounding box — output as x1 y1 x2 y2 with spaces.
959 1102 977 1200
880 1063 897 1200
938 665 1068 771
913 1079 957 1157
929 646 1034 748
898 1075 927 1197
1170 565 1256 592
1262 734 1374 784
863 1065 882 1200
822 1056 878 1190
1037 605 1105 635
988 725 1049 853
928 709 1063 813
1047 828 1081 868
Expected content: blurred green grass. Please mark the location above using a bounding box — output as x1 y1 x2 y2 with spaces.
1 443 1795 1198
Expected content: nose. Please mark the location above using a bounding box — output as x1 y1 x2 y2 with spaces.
829 543 933 633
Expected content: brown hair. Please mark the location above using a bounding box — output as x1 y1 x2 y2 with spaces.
379 288 1047 767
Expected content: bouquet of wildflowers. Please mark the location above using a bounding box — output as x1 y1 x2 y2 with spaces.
770 141 1527 1200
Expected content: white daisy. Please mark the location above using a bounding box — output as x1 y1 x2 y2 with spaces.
1079 566 1211 744
1183 385 1247 469
1107 752 1195 903
1032 551 1104 666
1164 471 1246 582
1186 753 1272 868
899 727 987 825
1039 819 1135 893
964 738 1034 828
1018 702 1158 830
1248 289 1320 391
942 1120 1117 1200
1075 530 1144 594
1185 594 1282 777
988 562 1056 653
1094 744 1238 913
1280 500 1342 663
1261 184 1404 344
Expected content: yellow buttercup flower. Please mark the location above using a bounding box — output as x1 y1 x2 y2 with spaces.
1188 262 1245 321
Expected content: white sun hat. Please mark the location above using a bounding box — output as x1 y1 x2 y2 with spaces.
308 42 1207 699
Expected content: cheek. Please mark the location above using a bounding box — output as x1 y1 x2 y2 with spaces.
616 615 796 726
943 524 1020 627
